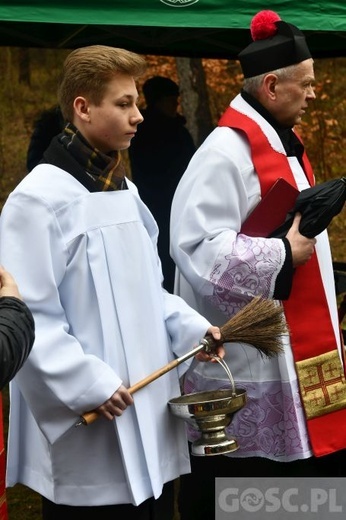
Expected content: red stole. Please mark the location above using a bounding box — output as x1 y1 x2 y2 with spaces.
219 106 346 457
0 395 8 520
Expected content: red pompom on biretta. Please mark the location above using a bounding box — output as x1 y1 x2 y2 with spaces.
250 10 281 41
239 9 311 78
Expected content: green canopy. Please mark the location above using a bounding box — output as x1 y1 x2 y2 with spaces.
0 0 345 58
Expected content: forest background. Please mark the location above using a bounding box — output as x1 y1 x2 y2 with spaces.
0 47 345 519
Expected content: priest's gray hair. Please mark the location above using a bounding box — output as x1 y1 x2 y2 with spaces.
242 64 297 96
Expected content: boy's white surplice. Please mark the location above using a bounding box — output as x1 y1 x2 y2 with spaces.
0 165 211 506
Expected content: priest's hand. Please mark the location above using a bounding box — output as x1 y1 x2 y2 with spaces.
286 213 316 267
95 384 134 420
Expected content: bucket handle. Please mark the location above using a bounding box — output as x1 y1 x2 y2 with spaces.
211 355 236 396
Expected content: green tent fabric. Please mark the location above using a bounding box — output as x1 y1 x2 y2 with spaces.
0 0 345 58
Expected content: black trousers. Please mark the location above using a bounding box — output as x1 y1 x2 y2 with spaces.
178 448 346 520
41 480 175 520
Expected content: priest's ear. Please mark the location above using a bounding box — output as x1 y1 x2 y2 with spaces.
262 73 279 101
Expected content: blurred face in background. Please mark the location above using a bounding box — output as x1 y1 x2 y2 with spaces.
155 95 179 118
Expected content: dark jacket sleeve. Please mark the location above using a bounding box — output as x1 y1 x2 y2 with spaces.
273 238 294 301
0 296 35 390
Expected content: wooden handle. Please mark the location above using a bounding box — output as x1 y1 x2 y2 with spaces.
128 358 180 394
78 410 99 426
77 357 184 426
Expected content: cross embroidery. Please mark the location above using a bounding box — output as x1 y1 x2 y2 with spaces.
296 349 346 419
324 363 339 378
302 363 343 406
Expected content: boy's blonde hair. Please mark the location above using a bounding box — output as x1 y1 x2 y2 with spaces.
58 45 147 122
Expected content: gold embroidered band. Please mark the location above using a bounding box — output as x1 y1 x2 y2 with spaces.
295 349 346 419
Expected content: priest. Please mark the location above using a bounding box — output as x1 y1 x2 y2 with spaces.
170 10 346 520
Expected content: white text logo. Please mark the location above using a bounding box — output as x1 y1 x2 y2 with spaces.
160 0 199 7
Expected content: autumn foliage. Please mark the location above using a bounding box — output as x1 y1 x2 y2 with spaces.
0 48 344 261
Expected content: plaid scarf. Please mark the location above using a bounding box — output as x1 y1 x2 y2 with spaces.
59 123 127 191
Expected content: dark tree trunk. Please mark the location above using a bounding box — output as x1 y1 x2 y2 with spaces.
176 57 213 147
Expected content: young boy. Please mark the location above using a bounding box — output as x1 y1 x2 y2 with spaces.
0 46 221 520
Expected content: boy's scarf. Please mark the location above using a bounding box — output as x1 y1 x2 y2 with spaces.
59 123 127 191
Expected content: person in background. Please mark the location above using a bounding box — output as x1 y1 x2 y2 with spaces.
170 9 346 520
129 76 196 292
0 266 35 520
0 45 222 520
0 266 35 389
26 104 64 172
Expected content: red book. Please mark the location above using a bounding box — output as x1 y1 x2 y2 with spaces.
240 178 299 237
